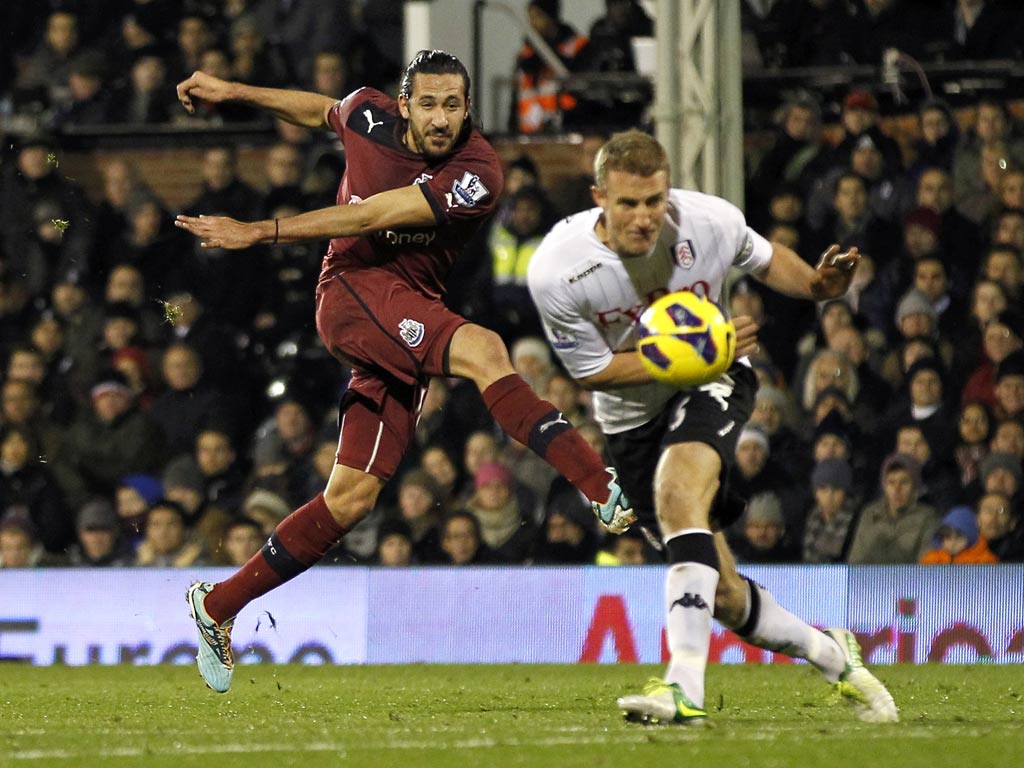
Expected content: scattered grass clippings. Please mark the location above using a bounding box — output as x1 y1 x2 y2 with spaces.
158 299 184 325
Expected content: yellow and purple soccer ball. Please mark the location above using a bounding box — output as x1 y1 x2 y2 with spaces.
636 291 736 386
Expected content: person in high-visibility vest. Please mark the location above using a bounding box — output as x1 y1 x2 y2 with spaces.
510 0 589 134
488 184 558 338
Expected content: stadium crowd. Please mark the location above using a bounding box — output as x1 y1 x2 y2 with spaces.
0 0 1023 570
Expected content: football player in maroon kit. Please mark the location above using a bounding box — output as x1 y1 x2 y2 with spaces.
174 50 633 693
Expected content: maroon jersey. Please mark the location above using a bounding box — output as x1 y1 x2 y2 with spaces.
320 87 504 298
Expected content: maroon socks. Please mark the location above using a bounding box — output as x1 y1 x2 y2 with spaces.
481 373 612 504
205 494 347 623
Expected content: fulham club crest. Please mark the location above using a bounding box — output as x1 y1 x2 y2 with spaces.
398 318 425 347
675 239 697 269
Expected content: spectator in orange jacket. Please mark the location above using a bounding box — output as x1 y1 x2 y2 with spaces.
920 505 998 564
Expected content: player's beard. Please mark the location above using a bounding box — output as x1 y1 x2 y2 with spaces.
410 123 455 159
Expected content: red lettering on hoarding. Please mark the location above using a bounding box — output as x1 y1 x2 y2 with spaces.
580 592 1024 666
927 623 994 662
897 597 917 663
1007 629 1024 655
580 595 638 663
853 628 893 663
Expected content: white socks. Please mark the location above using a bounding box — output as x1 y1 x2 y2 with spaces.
662 530 719 709
733 580 846 683
661 530 846 708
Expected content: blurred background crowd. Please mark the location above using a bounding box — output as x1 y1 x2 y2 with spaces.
0 0 1022 571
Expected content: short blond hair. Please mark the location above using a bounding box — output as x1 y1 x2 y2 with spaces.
593 130 669 188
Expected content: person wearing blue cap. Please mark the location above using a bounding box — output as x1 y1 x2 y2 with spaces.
919 506 998 564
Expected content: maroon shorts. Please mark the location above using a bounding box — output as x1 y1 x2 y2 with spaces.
315 271 467 480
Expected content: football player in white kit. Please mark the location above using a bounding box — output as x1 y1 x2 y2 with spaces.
528 131 897 725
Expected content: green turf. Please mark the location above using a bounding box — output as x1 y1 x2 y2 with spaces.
1 664 1021 768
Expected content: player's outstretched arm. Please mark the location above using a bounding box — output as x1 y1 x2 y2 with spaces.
176 71 336 128
755 243 859 302
175 185 438 249
576 315 760 391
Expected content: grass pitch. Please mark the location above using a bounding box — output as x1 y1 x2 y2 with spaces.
1 664 1021 768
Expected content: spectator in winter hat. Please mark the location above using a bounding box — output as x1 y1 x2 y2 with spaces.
510 336 553 393
894 289 938 341
59 368 165 501
902 206 942 260
848 453 937 564
735 426 770 480
162 455 205 518
888 357 954 466
837 91 902 172
803 458 858 564
919 505 998 564
811 385 854 426
67 498 131 566
750 385 806 473
731 492 796 563
464 461 535 563
978 452 1022 501
241 488 291 536
114 473 163 545
813 409 855 463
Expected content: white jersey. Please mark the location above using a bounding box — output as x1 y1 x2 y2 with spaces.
527 188 773 434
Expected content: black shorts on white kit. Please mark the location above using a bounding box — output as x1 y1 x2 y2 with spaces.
605 364 757 533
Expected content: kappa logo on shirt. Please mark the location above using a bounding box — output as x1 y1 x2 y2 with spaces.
449 171 490 209
398 318 425 347
568 263 603 283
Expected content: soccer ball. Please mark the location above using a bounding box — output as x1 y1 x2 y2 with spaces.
636 291 736 386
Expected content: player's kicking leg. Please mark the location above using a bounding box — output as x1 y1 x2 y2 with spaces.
446 324 634 530
187 464 383 692
186 581 235 692
712 535 898 723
